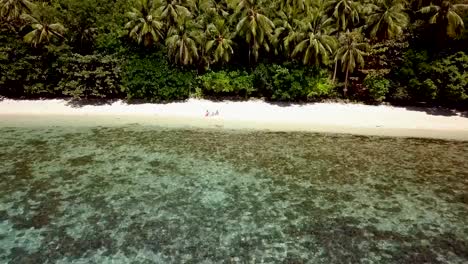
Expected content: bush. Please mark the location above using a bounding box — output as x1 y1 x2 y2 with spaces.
270 65 302 100
394 50 434 101
56 53 123 98
252 63 334 101
198 70 254 98
394 50 468 103
269 65 334 101
0 34 58 97
252 63 274 98
363 72 390 102
0 54 55 97
122 53 195 101
304 72 335 100
431 52 468 103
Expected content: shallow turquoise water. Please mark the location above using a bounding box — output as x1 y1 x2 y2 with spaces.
0 125 467 263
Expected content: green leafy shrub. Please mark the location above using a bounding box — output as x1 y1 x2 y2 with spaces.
252 64 334 101
304 72 335 100
389 86 410 102
394 50 468 104
270 65 334 101
0 34 58 97
363 72 390 102
56 53 123 98
252 63 274 98
270 65 301 100
409 78 438 100
394 50 434 101
198 70 254 97
431 52 468 103
0 54 54 97
122 54 195 101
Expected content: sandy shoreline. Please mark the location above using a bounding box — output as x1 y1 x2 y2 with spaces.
0 99 467 140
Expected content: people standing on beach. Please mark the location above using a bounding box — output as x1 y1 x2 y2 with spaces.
205 110 219 117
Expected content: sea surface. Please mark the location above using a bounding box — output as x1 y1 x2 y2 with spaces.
0 123 467 263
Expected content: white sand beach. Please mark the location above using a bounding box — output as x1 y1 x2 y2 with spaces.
0 99 467 140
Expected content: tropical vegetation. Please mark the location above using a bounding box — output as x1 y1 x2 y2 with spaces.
1 0 468 106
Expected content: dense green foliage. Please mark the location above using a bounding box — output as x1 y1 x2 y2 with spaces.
396 50 468 104
56 54 123 98
1 0 468 106
198 70 254 97
123 53 195 101
363 71 390 102
251 64 335 100
0 33 57 97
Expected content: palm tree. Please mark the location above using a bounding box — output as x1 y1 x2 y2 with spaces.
335 30 369 95
420 0 468 38
273 10 297 56
71 27 97 49
276 0 314 13
0 0 33 22
328 0 360 31
203 0 229 17
166 19 202 65
205 19 234 65
189 0 206 19
235 0 275 63
157 0 192 27
289 11 337 66
366 0 409 40
327 0 361 81
125 0 164 47
409 0 432 10
20 6 65 47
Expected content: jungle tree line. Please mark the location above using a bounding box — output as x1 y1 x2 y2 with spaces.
1 0 468 103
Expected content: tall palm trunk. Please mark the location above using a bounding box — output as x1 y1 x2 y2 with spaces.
344 63 349 96
333 31 340 84
332 59 338 84
436 19 448 49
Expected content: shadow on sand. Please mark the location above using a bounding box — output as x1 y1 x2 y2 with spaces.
58 97 468 118
66 98 191 107
65 98 120 108
401 105 468 118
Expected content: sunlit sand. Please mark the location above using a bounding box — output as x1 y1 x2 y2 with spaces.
0 99 467 140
